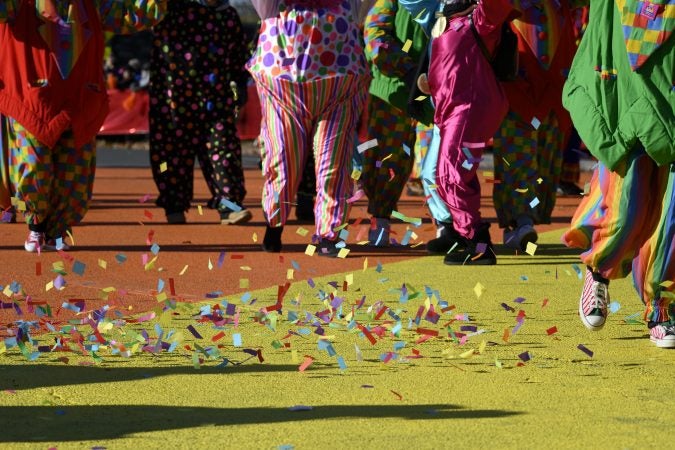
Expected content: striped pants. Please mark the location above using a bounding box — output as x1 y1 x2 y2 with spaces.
361 96 416 218
493 111 564 228
254 74 369 239
5 117 95 238
563 148 675 323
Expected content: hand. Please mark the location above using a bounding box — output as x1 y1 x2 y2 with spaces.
417 74 431 95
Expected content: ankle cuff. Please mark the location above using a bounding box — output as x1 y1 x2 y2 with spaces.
588 267 610 285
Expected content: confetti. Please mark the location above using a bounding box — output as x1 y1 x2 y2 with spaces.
357 139 378 154
577 344 594 357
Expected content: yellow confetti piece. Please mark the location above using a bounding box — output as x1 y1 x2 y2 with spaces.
479 340 487 355
414 95 428 101
252 232 258 243
427 184 437 189
2 285 13 297
459 349 475 358
179 264 189 276
483 171 494 178
240 266 252 271
45 281 54 292
98 259 107 269
411 231 418 240
515 188 528 193
357 240 370 245
351 168 362 181
239 278 249 289
402 39 412 53
66 230 75 246
144 256 158 271
156 292 167 302
495 358 503 368
287 269 294 280
10 197 26 211
525 242 537 256
291 349 299 363
411 241 425 248
333 223 348 232
537 177 543 184
337 248 350 259
198 205 203 215
660 280 674 288
296 227 309 237
424 297 431 314
159 161 168 172
502 157 511 167
345 273 353 285
305 244 316 256
474 282 485 299
363 257 368 272
208 258 213 270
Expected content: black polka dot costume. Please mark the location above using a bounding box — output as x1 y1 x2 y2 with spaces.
149 0 248 218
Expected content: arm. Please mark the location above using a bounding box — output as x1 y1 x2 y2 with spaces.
0 0 18 23
473 0 520 37
96 0 167 34
228 6 250 106
364 0 415 79
250 0 280 19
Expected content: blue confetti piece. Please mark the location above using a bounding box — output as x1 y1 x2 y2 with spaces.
241 292 251 304
115 253 127 264
401 229 413 246
150 243 160 255
220 198 242 212
520 275 529 281
232 333 242 347
337 356 347 370
157 278 165 293
376 262 383 273
609 301 621 313
291 260 300 271
72 261 86 276
339 229 349 240
572 264 583 279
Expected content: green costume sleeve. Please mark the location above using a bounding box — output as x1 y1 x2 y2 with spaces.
96 0 166 34
0 0 19 23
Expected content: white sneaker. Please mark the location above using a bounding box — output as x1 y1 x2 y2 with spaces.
368 218 390 247
44 236 69 252
579 267 609 331
649 323 675 348
24 231 44 253
503 224 538 251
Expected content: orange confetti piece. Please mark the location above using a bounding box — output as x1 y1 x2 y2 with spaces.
298 355 313 372
390 390 403 400
502 328 510 342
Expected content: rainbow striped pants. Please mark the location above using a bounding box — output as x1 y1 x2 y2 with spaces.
254 74 369 239
563 148 675 322
4 117 95 239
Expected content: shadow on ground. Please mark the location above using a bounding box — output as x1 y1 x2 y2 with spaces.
0 364 297 391
0 404 523 442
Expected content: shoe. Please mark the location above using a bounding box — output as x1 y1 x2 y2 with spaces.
262 226 283 252
579 267 609 331
24 231 44 253
648 322 675 348
427 222 468 255
557 181 584 196
503 224 538 251
221 208 252 225
166 211 186 224
444 222 496 265
317 239 342 257
295 193 315 223
368 217 390 247
406 179 425 196
44 236 69 252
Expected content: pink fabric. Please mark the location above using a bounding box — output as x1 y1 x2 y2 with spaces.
429 1 514 238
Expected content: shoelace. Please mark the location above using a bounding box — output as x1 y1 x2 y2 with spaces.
592 281 608 309
664 324 675 336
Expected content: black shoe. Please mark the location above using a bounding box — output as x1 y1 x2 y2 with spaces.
427 222 468 255
295 193 315 223
444 222 496 265
262 226 283 252
317 239 341 257
557 181 584 196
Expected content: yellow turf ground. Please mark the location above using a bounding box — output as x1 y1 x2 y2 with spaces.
1 231 674 449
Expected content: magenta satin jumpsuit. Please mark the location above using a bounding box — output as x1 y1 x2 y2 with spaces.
429 0 516 239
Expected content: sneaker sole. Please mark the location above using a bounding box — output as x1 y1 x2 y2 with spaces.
578 301 606 331
650 336 675 348
221 210 253 225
